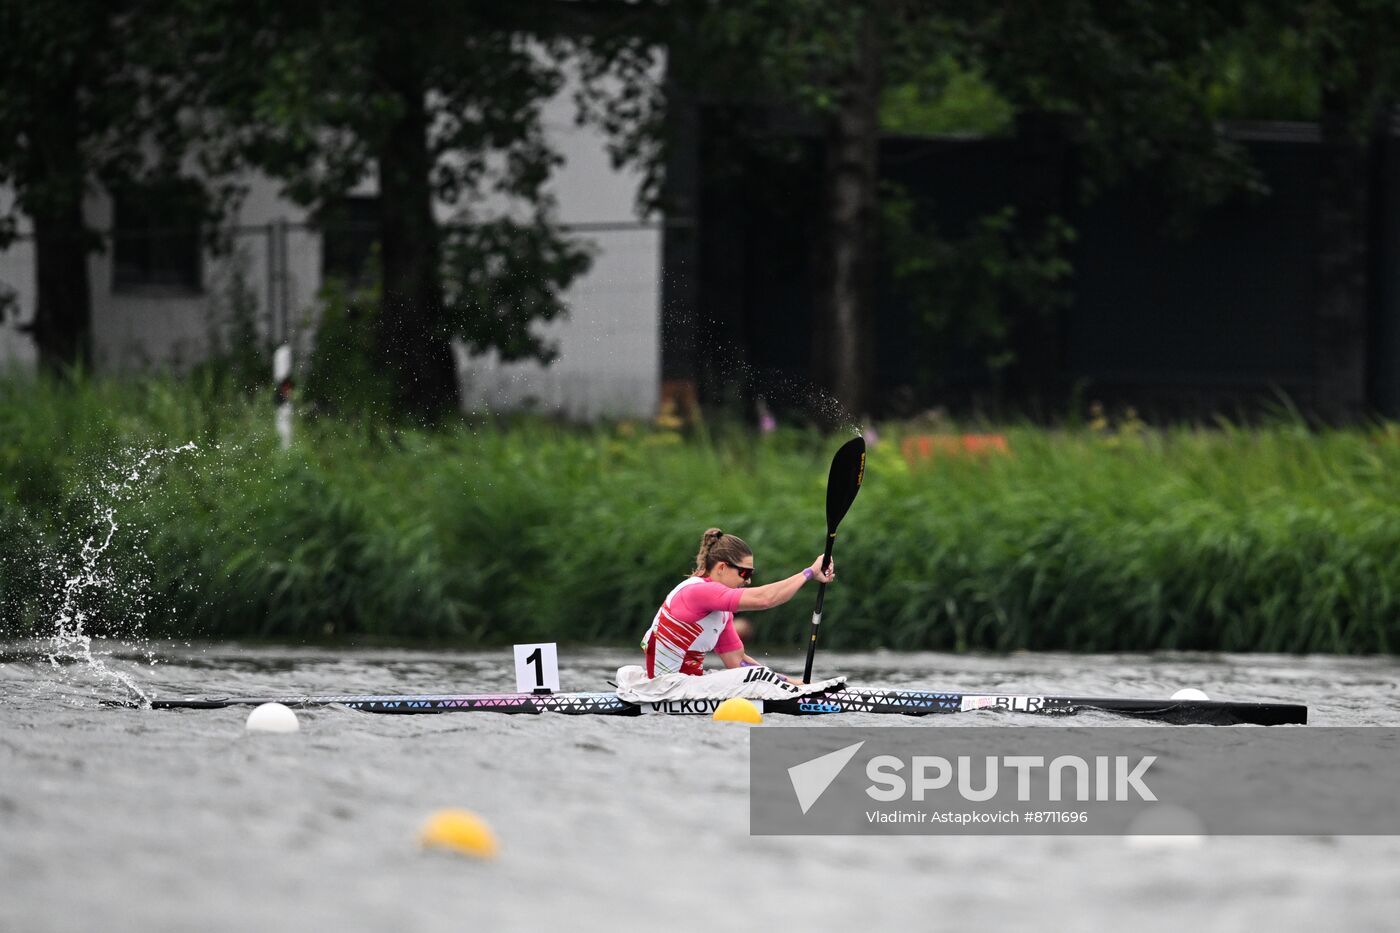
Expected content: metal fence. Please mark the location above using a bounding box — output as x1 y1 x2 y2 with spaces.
0 216 670 419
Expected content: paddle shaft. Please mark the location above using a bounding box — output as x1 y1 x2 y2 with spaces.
801 436 865 685
802 534 837 683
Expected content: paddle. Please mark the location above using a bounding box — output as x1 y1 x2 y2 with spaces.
802 435 866 683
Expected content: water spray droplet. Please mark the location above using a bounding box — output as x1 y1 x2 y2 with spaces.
41 443 199 705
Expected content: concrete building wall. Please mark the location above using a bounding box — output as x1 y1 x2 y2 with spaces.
80 176 322 373
0 188 36 374
0 70 661 419
458 227 661 417
453 82 661 419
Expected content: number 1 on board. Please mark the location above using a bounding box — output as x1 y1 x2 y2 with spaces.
513 643 560 693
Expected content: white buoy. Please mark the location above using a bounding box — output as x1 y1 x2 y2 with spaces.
1171 688 1210 701
246 702 299 734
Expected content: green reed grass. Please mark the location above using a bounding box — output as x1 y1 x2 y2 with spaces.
3 375 1399 653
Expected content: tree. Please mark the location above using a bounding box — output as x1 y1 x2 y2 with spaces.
0 0 198 374
682 1 960 418
662 1 1278 417
965 1 1266 410
1293 1 1400 422
194 1 613 422
977 2 1259 206
1000 0 1400 422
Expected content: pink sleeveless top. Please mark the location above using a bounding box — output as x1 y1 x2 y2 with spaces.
640 577 744 676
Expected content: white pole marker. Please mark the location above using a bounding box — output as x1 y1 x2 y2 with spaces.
273 344 293 450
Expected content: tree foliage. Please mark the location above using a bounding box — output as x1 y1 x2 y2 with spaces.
659 0 1324 409
881 55 1015 137
186 1 607 420
0 0 220 371
884 195 1075 395
0 1 144 239
973 1 1265 210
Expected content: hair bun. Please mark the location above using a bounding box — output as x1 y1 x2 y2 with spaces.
692 527 751 577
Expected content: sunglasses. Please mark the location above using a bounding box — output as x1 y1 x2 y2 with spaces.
728 564 755 581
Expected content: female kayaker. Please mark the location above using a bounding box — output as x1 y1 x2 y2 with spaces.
640 528 834 680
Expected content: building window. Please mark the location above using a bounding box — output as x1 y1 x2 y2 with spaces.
112 181 205 293
320 196 379 288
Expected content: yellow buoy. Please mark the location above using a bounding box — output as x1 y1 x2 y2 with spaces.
419 809 499 859
713 697 763 724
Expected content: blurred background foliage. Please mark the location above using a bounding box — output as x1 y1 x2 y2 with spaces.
7 0 1389 421
5 1 1400 653
2 377 1398 654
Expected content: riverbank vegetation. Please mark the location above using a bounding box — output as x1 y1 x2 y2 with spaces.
3 377 1399 653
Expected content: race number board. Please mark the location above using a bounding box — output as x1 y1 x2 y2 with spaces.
514 643 561 693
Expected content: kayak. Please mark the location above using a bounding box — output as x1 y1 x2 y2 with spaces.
135 685 1307 726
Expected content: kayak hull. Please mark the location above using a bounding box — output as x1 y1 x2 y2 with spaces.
138 687 1307 726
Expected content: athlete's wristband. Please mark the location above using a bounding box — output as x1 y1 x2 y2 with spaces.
802 567 815 581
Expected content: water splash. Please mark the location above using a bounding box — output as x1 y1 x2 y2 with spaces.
661 304 862 434
40 443 199 704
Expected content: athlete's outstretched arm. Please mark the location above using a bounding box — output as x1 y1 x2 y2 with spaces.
735 556 834 611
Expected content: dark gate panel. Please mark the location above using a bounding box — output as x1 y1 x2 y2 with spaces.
685 118 1398 420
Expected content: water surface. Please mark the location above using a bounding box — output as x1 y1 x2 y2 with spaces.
2 644 1397 932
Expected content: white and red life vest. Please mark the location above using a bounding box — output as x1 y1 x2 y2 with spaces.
641 576 732 677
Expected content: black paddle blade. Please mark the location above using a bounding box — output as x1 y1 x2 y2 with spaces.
805 435 867 682
825 435 866 533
